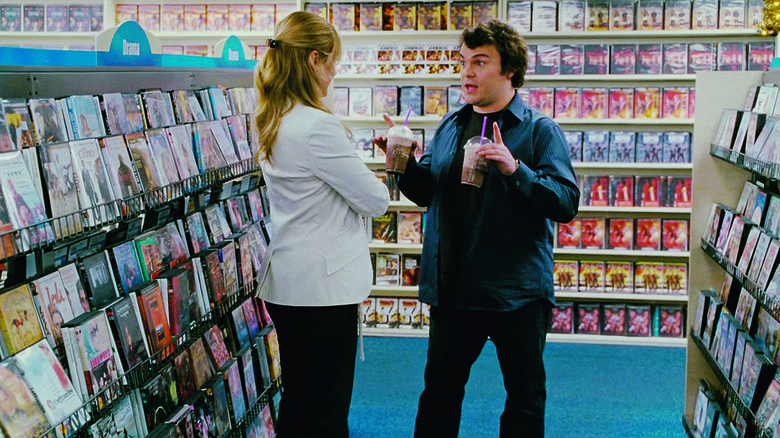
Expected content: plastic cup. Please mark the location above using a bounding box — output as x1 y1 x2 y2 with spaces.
461 136 490 187
385 125 414 174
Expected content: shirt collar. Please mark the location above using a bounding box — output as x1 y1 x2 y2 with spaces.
454 90 530 125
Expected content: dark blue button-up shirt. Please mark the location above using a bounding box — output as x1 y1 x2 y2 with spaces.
397 92 580 311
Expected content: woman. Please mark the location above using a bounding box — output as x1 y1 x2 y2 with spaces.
253 11 389 437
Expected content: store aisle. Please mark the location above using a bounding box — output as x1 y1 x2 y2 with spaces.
350 337 685 437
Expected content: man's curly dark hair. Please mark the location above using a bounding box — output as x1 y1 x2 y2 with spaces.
460 20 528 88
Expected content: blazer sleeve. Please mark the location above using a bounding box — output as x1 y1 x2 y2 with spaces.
308 114 390 217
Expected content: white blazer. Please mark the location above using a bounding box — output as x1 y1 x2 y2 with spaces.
257 104 390 306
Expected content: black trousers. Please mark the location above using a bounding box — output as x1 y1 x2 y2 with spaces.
265 302 359 438
414 299 552 438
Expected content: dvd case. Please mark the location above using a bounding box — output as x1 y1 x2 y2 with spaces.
508 1 532 31
692 0 718 28
559 0 585 30
560 44 585 75
637 43 662 74
608 131 636 162
532 0 558 31
609 1 635 30
536 44 560 75
610 44 637 74
584 44 609 74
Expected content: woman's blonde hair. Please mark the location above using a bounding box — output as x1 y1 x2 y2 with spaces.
253 11 341 162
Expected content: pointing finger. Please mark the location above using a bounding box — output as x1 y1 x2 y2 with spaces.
492 122 503 145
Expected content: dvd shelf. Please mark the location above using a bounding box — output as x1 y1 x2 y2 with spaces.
1 0 773 59
337 0 770 345
0 65 281 438
683 70 778 437
337 28 740 346
0 0 298 53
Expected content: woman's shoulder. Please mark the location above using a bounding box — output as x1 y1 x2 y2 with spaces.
288 104 338 123
277 105 343 144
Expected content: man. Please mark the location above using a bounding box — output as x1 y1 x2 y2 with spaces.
375 20 579 436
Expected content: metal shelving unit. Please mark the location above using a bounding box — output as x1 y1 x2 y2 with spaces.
0 65 276 438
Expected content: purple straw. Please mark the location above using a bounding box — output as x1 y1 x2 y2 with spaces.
480 116 488 144
404 107 413 126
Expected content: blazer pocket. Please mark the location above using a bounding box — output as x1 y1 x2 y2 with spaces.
325 242 365 276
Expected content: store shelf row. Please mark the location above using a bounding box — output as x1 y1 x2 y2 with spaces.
362 326 688 346
689 329 765 438
368 244 691 257
0 158 259 272
370 286 689 302
0 27 760 40
343 115 694 125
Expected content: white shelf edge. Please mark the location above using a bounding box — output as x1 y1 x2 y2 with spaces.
553 248 690 257
343 116 693 125
528 74 695 82
371 284 417 295
338 30 463 39
0 33 98 47
335 28 761 40
388 201 426 210
548 333 687 347
556 118 694 126
525 29 763 38
362 328 687 346
335 73 695 82
336 74 460 81
154 31 273 40
342 115 443 123
369 243 423 252
0 31 97 37
556 292 689 302
363 327 430 338
366 289 688 303
577 206 691 214
572 162 693 170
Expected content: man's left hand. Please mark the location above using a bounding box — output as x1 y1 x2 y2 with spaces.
479 121 518 176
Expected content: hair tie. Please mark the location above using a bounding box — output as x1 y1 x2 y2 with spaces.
267 38 280 49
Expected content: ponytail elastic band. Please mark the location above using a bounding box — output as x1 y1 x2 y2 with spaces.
267 38 280 49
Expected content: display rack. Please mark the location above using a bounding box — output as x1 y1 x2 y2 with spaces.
683 70 768 436
0 58 280 437
0 0 298 51
42 279 281 438
343 23 773 344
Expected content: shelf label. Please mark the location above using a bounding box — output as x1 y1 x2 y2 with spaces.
212 35 256 69
96 21 161 66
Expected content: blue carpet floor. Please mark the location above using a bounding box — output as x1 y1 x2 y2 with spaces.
350 337 686 437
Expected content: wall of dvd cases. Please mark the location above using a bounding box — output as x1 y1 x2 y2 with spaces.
325 0 776 344
0 65 282 438
0 0 298 54
682 70 780 437
1 0 773 59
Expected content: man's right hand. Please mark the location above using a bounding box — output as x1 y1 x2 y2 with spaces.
372 114 395 154
372 114 419 156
